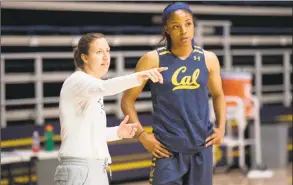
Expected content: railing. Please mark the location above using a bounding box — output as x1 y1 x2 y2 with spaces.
2 35 292 47
1 49 292 128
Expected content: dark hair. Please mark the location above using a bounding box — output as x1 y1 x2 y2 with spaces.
159 2 195 48
73 33 105 69
159 3 174 47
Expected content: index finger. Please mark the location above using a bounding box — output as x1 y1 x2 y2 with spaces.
157 67 168 72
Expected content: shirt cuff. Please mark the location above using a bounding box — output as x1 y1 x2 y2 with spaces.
106 126 122 142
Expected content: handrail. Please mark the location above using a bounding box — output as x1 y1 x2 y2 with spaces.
1 49 292 59
2 35 291 47
1 49 292 127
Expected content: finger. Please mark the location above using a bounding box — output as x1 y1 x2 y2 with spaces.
152 152 161 158
158 143 172 155
205 133 216 142
132 122 138 128
132 127 138 133
120 115 129 125
149 70 159 82
147 72 156 82
157 146 172 156
154 69 163 84
129 124 137 133
155 149 169 158
205 139 214 147
157 67 168 72
130 131 136 138
159 143 168 149
130 128 137 137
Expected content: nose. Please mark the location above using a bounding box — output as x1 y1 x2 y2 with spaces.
180 26 187 35
103 51 109 61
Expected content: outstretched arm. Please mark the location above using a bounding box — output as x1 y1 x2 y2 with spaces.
66 67 166 98
65 72 141 98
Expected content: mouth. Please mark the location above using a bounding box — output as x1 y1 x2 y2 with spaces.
180 37 189 41
101 63 109 66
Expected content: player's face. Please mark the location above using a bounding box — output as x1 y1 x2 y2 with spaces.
165 10 195 47
84 38 111 77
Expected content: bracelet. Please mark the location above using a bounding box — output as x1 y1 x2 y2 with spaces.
137 131 146 139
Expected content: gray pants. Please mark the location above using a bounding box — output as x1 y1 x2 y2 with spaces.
54 157 110 185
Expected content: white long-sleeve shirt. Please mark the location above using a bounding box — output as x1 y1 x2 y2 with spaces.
58 70 141 163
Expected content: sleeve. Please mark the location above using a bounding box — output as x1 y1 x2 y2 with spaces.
66 71 142 98
106 126 121 142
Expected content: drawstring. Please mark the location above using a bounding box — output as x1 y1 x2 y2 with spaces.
103 158 112 180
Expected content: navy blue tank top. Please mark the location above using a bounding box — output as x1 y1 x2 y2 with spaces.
150 46 214 154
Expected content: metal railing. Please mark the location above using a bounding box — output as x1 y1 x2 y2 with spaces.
2 35 292 47
1 49 292 127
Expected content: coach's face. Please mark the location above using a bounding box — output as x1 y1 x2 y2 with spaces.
83 38 111 78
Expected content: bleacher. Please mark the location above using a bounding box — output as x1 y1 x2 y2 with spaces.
1 1 292 184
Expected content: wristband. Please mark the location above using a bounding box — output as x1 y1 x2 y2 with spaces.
137 131 146 139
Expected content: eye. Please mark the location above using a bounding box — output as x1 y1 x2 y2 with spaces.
172 25 179 29
96 51 102 54
186 22 192 27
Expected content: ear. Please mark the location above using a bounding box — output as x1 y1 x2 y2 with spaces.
81 54 88 64
164 25 169 34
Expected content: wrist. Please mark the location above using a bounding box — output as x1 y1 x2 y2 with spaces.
117 127 123 139
137 131 147 141
217 126 226 136
135 73 143 84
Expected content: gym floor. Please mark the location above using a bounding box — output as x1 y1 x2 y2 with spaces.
117 165 292 185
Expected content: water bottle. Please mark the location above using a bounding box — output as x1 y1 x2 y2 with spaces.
32 131 40 153
44 124 54 151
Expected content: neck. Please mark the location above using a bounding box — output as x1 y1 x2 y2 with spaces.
170 43 193 57
82 67 101 79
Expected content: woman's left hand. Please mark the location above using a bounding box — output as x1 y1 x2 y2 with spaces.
117 115 138 138
205 127 225 147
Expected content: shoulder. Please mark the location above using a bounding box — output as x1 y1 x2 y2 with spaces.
142 50 159 60
136 50 159 70
203 50 220 72
63 71 96 88
156 46 171 56
67 71 88 82
203 50 218 60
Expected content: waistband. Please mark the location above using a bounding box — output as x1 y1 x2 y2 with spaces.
59 157 106 164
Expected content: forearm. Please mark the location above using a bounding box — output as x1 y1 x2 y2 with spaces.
100 73 141 96
212 94 226 131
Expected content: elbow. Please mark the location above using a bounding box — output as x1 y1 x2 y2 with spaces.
212 92 224 99
212 92 225 102
121 95 135 110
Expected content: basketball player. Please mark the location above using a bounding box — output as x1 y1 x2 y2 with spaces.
121 2 226 185
54 33 168 185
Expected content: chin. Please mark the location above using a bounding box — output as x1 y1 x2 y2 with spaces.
101 69 109 77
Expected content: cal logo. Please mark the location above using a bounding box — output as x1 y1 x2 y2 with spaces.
171 66 201 91
194 56 201 61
